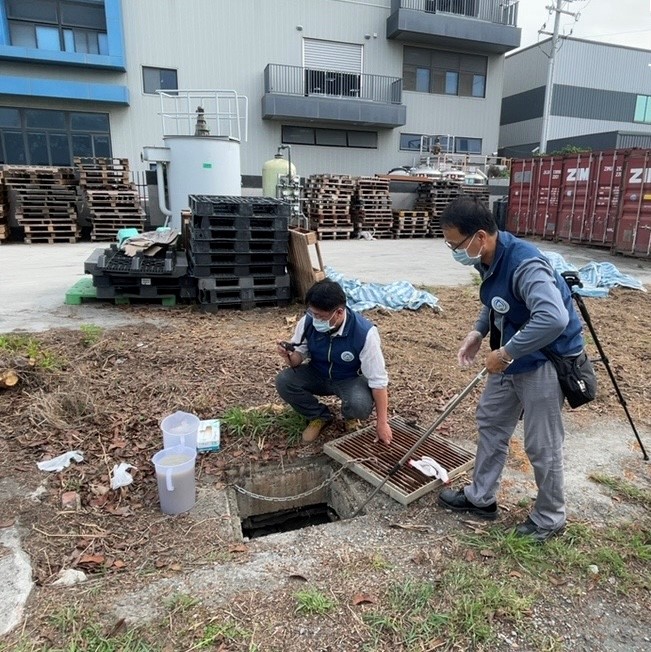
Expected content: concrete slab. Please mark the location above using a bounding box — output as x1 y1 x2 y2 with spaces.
0 238 649 333
0 527 33 636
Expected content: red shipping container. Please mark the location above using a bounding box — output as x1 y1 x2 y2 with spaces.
582 150 626 248
507 158 537 236
555 153 594 243
614 150 651 258
532 156 563 238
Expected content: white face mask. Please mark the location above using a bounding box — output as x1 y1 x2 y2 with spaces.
312 317 333 333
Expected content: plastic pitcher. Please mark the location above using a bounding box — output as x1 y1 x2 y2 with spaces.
161 411 200 449
151 445 197 515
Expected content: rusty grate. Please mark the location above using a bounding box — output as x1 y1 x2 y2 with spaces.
323 416 475 506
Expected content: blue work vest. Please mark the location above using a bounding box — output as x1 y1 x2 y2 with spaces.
304 308 374 380
479 231 584 374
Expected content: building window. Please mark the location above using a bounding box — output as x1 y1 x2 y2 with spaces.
455 137 482 154
282 126 377 149
403 46 486 98
143 67 178 94
7 0 108 55
634 95 651 124
0 107 111 165
400 133 455 153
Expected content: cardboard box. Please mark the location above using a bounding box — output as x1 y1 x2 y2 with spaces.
197 419 220 452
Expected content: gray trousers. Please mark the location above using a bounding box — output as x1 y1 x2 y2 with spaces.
275 364 374 421
464 361 566 530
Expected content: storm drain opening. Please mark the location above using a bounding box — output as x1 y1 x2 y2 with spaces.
232 457 359 540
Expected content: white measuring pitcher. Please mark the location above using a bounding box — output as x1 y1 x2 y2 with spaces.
151 445 197 515
161 411 200 450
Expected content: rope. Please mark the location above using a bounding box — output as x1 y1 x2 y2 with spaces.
231 456 377 503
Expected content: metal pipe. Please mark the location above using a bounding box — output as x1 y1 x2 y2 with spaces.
156 162 173 227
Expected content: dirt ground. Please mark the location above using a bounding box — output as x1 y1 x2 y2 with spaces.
0 284 650 651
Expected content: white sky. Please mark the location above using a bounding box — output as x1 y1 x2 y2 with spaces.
516 0 651 50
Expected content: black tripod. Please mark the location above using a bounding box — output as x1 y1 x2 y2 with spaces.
562 271 649 461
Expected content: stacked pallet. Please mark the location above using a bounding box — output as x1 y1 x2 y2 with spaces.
3 166 79 243
392 210 429 239
352 177 393 238
414 180 462 237
459 185 490 206
84 243 191 305
0 169 8 242
303 174 355 240
75 157 145 242
187 196 290 312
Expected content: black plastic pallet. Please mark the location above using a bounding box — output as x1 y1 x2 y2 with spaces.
95 280 183 299
190 227 288 245
198 285 291 310
192 263 287 278
189 195 291 218
197 274 290 291
191 213 288 231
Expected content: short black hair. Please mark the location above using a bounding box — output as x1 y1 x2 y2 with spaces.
305 278 346 311
440 197 497 237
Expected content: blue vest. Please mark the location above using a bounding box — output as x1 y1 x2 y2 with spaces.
304 308 374 380
479 231 584 374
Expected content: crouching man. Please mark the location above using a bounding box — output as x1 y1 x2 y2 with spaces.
275 279 393 445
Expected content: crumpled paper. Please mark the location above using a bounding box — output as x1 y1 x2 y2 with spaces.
408 456 449 483
110 462 136 490
37 451 84 472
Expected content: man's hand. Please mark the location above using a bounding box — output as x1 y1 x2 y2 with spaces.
458 330 483 367
276 341 292 363
486 347 512 374
374 421 393 446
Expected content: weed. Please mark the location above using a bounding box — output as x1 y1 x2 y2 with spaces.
80 324 103 347
589 473 651 509
198 621 251 647
273 408 307 444
221 406 273 438
369 552 393 571
49 605 80 634
164 593 199 613
295 587 337 615
0 334 63 370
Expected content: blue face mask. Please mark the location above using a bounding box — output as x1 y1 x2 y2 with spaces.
312 317 333 333
451 234 483 266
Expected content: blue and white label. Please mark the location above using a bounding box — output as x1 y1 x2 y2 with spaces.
341 351 355 362
491 296 510 314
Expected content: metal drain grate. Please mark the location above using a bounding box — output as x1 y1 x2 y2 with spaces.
323 416 475 506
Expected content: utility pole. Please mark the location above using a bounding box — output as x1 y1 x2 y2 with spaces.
539 0 578 154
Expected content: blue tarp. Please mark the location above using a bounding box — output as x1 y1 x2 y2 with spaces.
541 252 647 298
325 267 440 313
325 253 645 312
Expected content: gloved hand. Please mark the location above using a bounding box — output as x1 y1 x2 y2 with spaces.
458 330 483 368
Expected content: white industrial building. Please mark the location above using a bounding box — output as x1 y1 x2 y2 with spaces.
499 38 651 157
0 0 520 183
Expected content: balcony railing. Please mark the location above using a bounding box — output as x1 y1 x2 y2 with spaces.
394 0 518 27
264 64 403 105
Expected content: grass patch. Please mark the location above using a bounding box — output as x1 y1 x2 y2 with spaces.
461 521 650 594
295 587 337 615
197 621 253 648
589 472 651 509
0 333 62 370
221 405 305 444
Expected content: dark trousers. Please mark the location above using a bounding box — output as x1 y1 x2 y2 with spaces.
275 364 374 421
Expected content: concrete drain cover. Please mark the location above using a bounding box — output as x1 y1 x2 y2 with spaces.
324 416 475 505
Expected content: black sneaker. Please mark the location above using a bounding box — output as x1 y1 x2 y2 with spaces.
438 488 498 521
514 517 564 543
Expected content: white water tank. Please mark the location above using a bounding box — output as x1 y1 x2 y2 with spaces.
165 135 241 228
262 154 296 198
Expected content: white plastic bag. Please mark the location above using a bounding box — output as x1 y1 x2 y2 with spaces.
37 451 84 472
110 462 136 490
408 456 449 483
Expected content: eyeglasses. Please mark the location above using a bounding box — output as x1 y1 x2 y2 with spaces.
307 308 338 321
444 232 475 252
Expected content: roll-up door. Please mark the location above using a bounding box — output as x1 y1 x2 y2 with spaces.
303 39 363 97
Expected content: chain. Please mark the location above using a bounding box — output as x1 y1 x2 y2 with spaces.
231 456 378 503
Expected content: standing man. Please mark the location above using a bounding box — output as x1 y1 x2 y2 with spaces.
275 279 393 446
437 197 585 543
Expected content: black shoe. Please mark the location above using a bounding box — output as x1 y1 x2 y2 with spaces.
438 488 498 521
514 517 564 543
